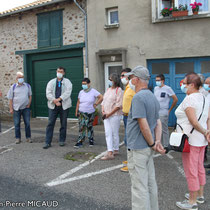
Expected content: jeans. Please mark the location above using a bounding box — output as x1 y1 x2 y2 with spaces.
45 106 69 145
13 108 31 139
123 115 128 146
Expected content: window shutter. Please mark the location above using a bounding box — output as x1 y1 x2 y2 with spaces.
50 11 62 47
38 13 50 48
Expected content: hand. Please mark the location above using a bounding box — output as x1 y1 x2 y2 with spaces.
26 104 30 108
75 111 78 117
9 108 14 114
204 130 210 142
102 110 105 115
105 113 111 119
156 142 166 154
93 104 97 109
53 99 60 104
55 102 61 107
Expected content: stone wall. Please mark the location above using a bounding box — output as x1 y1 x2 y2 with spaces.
0 0 85 115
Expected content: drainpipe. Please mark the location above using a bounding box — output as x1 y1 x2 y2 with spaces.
73 0 88 77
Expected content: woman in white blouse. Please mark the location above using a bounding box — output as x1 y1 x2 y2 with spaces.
175 73 210 210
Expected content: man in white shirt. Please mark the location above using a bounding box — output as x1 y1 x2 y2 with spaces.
154 74 178 147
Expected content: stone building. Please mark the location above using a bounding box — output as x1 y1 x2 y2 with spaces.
87 0 210 126
0 0 86 118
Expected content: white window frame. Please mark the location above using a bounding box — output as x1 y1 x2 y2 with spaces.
104 62 122 90
155 0 210 19
107 8 119 25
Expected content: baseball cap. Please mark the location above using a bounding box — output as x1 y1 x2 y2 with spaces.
125 65 150 80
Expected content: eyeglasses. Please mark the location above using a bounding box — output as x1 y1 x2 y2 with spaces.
121 74 125 77
109 79 113 81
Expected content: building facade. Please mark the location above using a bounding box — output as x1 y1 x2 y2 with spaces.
0 0 86 118
87 0 210 126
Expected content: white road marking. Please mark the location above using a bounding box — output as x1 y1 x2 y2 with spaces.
0 126 15 135
0 148 13 155
46 141 125 186
47 164 123 187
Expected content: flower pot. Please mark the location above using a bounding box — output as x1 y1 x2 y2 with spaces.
172 10 188 17
92 115 98 126
193 11 198 15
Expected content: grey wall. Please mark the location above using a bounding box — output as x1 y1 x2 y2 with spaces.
87 0 210 93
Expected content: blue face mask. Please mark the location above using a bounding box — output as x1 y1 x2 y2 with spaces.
156 81 162 87
181 84 187 93
108 80 113 87
18 78 24 84
203 84 210 91
82 84 88 90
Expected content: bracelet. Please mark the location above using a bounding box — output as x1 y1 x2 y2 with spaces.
148 142 155 147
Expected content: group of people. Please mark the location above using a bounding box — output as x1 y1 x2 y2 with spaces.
5 65 210 210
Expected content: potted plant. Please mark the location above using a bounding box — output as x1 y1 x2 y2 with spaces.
92 108 99 126
160 7 172 17
172 4 188 17
190 2 202 15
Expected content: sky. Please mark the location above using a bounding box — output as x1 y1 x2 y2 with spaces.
0 0 35 13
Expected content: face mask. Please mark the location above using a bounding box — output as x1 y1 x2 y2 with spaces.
181 84 187 94
203 84 210 91
82 84 88 90
156 81 162 87
108 80 113 87
57 72 63 79
121 77 128 85
18 78 24 84
129 79 135 91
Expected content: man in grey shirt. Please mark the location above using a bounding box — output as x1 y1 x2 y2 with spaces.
154 74 178 147
125 66 165 210
7 71 32 144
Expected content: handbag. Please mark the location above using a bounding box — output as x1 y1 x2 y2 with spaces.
169 96 205 153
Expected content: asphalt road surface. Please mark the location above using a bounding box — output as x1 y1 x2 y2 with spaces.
0 118 210 210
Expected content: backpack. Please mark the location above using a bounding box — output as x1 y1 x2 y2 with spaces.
12 83 31 97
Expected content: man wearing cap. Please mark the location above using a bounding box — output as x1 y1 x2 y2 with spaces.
125 66 165 210
7 71 32 144
154 74 178 148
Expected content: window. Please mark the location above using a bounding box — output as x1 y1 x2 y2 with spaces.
107 8 119 25
157 0 209 19
175 62 194 74
152 62 169 74
37 10 63 48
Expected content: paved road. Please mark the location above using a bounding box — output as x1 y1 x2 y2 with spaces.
0 118 210 210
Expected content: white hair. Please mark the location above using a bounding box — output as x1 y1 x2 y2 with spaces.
16 71 24 77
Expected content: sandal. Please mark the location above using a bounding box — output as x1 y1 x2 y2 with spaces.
101 155 114 160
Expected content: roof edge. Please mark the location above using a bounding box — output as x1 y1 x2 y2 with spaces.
0 0 68 18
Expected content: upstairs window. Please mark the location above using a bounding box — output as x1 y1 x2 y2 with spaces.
158 0 209 19
37 10 63 48
107 8 119 25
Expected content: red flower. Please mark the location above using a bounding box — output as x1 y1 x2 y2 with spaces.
169 8 173 11
164 7 168 10
198 3 202 6
192 5 196 9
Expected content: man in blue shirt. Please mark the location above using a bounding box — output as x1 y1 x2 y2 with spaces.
125 66 165 210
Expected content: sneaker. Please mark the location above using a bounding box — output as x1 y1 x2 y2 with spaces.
176 200 198 210
26 138 33 143
15 139 21 144
89 141 94 147
74 142 83 148
59 142 65 147
122 160 128 166
43 144 51 149
120 166 129 172
185 193 204 204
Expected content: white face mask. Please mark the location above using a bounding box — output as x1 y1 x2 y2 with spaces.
18 78 24 84
129 79 135 91
121 77 128 85
57 72 63 79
